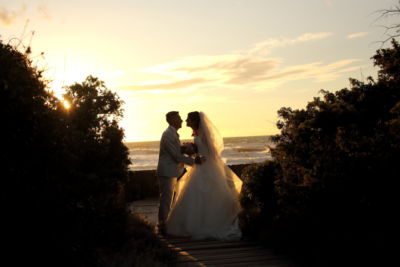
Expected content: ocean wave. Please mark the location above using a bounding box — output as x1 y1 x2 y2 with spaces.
225 156 272 165
230 147 267 153
127 135 273 171
129 149 159 155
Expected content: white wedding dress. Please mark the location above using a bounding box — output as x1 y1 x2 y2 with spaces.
166 112 242 240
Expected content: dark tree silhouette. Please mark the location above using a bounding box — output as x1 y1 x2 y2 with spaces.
240 39 400 267
1 41 175 266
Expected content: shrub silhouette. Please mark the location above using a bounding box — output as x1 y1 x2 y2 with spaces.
240 40 400 265
1 41 174 266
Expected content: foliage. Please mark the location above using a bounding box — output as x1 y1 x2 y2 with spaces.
1 40 174 266
239 161 279 240
240 161 278 217
96 213 177 266
1 40 63 264
240 40 400 265
272 40 400 228
55 75 132 264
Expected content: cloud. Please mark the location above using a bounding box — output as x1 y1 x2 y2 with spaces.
0 5 26 25
250 32 333 55
118 32 362 92
117 78 209 91
302 59 361 82
347 32 369 39
224 58 279 85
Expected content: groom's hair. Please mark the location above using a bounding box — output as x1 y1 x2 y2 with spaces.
166 111 179 124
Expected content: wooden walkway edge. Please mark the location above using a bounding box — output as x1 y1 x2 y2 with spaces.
129 199 297 267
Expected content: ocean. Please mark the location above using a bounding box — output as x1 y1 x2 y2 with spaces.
125 135 274 171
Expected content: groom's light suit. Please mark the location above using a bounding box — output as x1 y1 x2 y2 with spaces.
157 125 194 226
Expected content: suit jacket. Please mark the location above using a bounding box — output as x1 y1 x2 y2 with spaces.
157 125 195 178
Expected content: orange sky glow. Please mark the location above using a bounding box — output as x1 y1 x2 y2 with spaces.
1 0 398 141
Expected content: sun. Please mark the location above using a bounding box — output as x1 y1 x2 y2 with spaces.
46 87 71 110
63 99 71 110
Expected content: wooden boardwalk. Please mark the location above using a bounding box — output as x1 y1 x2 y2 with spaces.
129 199 297 267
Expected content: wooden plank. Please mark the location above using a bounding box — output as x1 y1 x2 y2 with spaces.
168 239 245 244
168 239 244 244
169 241 252 249
212 260 297 267
172 246 293 266
187 247 269 256
175 256 295 267
175 261 206 267
200 257 294 265
176 252 200 263
179 243 259 251
159 236 190 243
185 251 284 261
167 240 255 248
132 200 296 266
167 240 225 246
175 254 206 267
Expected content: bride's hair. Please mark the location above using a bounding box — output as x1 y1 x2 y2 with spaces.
188 111 200 134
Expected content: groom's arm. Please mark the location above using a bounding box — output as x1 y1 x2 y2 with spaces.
163 134 195 166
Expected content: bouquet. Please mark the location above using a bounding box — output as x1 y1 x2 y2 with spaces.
181 142 198 155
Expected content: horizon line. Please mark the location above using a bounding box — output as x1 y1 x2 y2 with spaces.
124 134 273 143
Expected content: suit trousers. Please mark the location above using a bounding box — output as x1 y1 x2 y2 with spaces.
158 176 177 226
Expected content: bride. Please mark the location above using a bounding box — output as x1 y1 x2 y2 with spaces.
166 111 243 240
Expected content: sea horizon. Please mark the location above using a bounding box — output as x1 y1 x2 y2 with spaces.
126 135 274 171
124 134 274 144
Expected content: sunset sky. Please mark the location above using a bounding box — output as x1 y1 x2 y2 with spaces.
1 0 398 141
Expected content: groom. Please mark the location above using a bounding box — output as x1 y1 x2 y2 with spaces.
156 111 202 234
